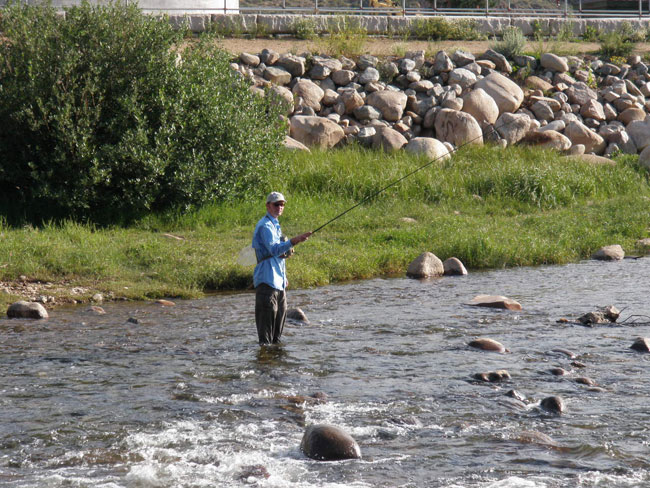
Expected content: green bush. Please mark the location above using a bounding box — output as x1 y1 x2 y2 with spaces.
491 26 526 59
582 24 599 42
316 16 368 57
410 17 485 41
599 24 637 59
293 17 318 40
0 2 286 224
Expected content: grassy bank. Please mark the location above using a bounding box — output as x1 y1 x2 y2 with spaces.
1 145 649 309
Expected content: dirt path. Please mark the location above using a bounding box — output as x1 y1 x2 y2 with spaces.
215 37 650 57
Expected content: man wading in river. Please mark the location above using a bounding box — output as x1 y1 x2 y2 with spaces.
252 192 312 345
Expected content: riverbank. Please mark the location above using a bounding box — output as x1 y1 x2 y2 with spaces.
2 145 649 311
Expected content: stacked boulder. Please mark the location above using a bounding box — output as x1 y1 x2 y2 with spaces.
232 48 650 167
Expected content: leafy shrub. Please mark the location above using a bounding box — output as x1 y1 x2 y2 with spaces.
0 2 286 224
293 17 317 40
599 29 635 59
411 17 485 41
556 21 576 42
491 26 526 59
582 24 599 42
317 16 368 57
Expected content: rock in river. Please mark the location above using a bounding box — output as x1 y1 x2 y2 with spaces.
591 244 625 261
468 338 506 353
7 301 48 319
406 252 444 279
468 295 522 310
540 396 565 414
300 424 361 461
473 369 511 382
630 337 650 352
287 307 309 324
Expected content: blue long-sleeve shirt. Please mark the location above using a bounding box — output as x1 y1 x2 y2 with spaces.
252 213 293 290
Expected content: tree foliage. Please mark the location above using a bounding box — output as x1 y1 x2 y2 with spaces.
0 1 286 224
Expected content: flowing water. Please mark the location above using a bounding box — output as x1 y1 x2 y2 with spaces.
2 258 650 488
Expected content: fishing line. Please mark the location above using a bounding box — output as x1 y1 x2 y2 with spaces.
310 115 521 234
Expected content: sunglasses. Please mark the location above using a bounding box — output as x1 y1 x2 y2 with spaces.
273 202 285 207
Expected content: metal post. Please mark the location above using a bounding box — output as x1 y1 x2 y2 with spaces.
402 0 406 16
640 0 642 18
434 0 437 13
315 0 318 13
486 0 488 16
283 0 286 9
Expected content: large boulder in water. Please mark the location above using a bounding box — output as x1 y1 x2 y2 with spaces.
7 300 48 319
406 252 444 278
300 424 361 461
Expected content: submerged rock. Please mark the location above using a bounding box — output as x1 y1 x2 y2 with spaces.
468 295 522 311
473 369 511 382
630 337 650 352
577 311 609 326
540 396 565 414
7 301 48 319
549 367 568 376
287 307 309 324
577 305 620 325
575 376 597 386
468 338 506 353
300 424 361 461
505 389 527 402
516 430 559 448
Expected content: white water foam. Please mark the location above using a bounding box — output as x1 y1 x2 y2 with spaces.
121 417 373 488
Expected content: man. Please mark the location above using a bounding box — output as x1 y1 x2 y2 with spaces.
252 192 312 345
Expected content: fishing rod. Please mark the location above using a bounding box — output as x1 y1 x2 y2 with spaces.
310 115 520 234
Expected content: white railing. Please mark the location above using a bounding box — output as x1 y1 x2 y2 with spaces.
3 0 650 17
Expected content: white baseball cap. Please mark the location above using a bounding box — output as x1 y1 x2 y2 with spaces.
266 192 286 204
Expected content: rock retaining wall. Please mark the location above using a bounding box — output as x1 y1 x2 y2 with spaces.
170 13 649 36
231 45 650 169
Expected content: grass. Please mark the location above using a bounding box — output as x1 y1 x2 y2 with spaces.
1 145 649 309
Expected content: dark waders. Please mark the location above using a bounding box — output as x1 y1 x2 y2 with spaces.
255 283 287 345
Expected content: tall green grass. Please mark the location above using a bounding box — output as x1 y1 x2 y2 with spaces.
1 145 649 306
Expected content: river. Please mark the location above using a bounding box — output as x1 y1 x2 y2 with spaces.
1 257 650 487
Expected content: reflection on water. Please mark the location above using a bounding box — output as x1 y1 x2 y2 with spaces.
1 258 650 487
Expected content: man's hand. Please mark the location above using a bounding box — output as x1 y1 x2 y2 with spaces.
290 231 312 246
